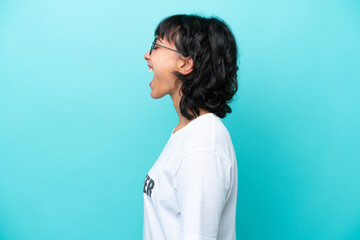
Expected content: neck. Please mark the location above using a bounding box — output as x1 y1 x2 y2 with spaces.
170 88 210 133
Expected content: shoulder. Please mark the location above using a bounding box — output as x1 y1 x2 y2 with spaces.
173 150 233 198
181 113 233 158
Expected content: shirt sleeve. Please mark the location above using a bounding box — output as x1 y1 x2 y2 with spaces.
175 150 232 240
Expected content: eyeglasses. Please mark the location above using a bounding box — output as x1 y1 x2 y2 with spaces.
149 37 183 55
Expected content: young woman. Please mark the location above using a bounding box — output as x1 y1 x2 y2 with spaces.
143 14 239 240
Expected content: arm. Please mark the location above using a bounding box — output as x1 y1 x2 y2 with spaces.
175 150 232 240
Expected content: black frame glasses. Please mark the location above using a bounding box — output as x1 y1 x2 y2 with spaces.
149 37 182 55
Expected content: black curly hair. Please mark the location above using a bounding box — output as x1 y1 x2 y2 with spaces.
155 14 239 120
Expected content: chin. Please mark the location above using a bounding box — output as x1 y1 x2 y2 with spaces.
150 92 162 99
150 91 165 99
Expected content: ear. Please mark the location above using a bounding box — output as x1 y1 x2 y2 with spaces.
177 56 194 75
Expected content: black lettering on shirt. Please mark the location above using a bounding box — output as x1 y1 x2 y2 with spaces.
143 174 155 197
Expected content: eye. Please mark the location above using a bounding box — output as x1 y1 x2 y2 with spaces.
153 47 159 50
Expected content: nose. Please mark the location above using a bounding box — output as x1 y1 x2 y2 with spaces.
144 51 150 61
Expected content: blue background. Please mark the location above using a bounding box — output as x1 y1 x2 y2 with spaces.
0 0 359 239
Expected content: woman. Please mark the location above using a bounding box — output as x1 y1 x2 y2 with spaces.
143 14 239 240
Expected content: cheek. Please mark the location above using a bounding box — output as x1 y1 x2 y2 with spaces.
154 62 175 81
152 54 178 86
157 54 177 71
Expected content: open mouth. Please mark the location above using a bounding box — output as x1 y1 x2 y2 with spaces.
148 65 153 72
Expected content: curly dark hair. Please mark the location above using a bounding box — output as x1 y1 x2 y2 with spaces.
155 14 239 120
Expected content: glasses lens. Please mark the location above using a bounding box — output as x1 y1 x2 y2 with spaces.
149 38 157 55
150 42 154 55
